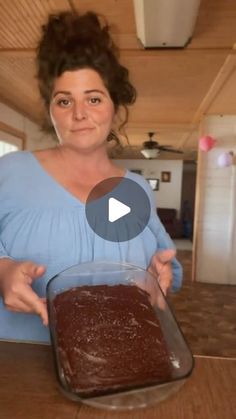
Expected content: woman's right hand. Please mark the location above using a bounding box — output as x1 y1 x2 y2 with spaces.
0 258 48 325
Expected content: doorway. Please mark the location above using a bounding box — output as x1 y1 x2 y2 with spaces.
180 161 197 241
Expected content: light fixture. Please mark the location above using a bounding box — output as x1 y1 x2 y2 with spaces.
141 148 160 159
133 0 201 48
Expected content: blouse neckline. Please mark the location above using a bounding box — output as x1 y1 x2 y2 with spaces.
27 151 128 206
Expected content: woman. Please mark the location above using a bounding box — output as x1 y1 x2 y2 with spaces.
0 11 182 343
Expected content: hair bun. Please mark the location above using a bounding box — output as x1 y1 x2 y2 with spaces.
40 12 115 58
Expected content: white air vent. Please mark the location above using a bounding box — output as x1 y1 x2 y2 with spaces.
133 0 201 48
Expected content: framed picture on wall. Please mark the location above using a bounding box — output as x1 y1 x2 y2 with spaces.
146 178 159 191
161 171 171 183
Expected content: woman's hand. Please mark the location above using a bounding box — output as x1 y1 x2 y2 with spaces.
147 249 176 296
0 258 48 326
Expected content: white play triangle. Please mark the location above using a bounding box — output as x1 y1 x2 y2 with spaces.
108 197 131 222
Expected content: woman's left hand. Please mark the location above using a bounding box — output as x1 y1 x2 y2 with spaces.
147 249 176 295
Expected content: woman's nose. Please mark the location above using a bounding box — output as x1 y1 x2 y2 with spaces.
73 101 87 120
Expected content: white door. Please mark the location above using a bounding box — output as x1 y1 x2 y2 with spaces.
228 165 236 284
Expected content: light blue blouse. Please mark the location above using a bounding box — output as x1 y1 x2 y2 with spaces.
0 151 182 343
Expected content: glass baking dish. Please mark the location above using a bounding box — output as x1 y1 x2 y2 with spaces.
46 261 194 410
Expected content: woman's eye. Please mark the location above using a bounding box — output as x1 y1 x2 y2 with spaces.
57 98 72 107
88 97 101 105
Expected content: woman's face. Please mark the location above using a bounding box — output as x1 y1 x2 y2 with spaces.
50 68 115 152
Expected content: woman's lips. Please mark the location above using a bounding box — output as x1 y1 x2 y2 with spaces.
70 127 94 133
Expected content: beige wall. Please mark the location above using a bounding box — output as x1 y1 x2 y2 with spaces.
195 115 236 284
114 159 183 215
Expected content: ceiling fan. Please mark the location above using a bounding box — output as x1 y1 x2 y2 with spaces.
141 132 184 158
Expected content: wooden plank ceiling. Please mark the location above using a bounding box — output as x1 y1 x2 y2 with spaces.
0 0 236 159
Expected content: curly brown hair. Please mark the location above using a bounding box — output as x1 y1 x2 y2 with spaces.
36 11 136 136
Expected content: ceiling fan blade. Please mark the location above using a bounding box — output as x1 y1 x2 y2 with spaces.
158 146 184 154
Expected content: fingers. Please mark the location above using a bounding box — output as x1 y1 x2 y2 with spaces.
41 297 47 304
6 289 48 326
3 261 48 325
19 283 48 326
134 275 167 311
150 248 176 294
21 262 48 324
158 266 172 295
34 265 46 278
34 297 48 326
155 248 176 264
22 262 46 284
140 248 177 310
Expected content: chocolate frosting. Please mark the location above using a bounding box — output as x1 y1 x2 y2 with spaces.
53 284 172 397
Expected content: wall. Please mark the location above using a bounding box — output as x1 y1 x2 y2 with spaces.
114 159 183 216
0 102 55 150
195 115 236 284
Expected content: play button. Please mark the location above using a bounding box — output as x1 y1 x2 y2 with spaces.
85 176 151 242
108 198 131 222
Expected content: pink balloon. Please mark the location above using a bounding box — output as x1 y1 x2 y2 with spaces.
217 152 234 168
199 135 216 152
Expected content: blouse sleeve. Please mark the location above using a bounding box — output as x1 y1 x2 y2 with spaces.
0 152 16 261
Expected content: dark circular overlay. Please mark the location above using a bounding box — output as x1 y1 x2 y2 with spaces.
85 177 151 242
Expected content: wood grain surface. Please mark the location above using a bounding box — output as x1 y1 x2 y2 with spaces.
0 342 235 419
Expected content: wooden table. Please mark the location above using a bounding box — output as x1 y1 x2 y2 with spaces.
0 342 235 419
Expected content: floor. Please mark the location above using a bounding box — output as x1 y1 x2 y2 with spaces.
168 250 236 358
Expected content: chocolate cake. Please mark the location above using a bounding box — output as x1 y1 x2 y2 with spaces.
53 284 172 397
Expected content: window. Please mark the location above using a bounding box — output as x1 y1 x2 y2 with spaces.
0 121 25 156
0 140 18 157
